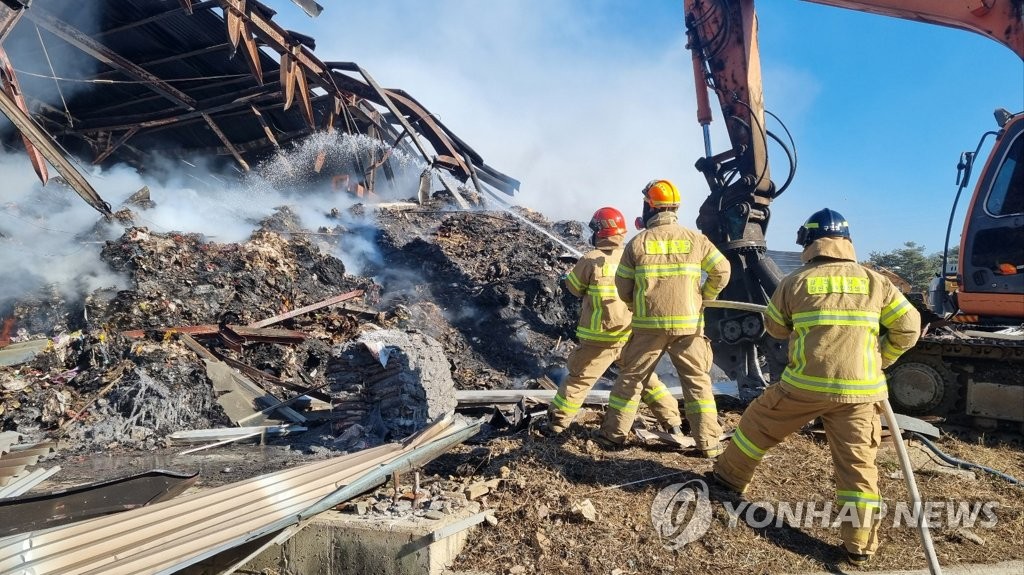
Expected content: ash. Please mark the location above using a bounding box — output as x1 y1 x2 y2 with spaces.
1 189 587 462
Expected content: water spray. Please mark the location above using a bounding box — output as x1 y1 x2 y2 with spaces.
473 184 584 259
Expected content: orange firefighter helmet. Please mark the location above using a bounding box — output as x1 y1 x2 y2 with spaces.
642 179 681 209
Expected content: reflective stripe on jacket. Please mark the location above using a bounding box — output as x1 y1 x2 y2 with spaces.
615 211 731 335
564 235 632 347
764 237 921 403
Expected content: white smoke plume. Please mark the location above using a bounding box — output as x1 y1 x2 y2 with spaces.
0 132 433 308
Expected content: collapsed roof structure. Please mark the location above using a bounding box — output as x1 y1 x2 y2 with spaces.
0 0 519 215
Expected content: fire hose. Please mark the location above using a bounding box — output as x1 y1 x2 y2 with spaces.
911 432 1021 486
707 299 942 575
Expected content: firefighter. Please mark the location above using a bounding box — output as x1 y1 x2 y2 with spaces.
712 208 921 566
541 207 680 435
592 180 731 456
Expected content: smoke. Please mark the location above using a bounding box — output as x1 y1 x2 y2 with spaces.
0 2 104 117
0 132 436 313
279 0 715 233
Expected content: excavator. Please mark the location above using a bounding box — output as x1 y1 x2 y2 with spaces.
682 0 1024 428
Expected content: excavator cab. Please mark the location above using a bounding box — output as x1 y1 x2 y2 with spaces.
957 110 1024 320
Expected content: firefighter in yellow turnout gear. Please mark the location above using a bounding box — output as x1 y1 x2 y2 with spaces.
593 180 731 455
713 208 921 566
545 207 680 434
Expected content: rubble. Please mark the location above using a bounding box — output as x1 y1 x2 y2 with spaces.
374 204 586 389
0 187 586 459
326 329 457 444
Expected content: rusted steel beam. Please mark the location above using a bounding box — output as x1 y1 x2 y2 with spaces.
384 88 471 173
182 126 311 157
344 64 433 167
80 68 269 119
92 127 138 165
25 7 197 111
125 92 296 138
225 8 264 87
178 333 219 362
0 47 47 184
95 1 219 38
121 325 220 339
248 289 364 329
327 64 470 175
68 86 278 134
221 324 306 345
0 89 110 216
92 43 231 82
202 112 250 171
0 4 24 43
213 353 331 401
0 318 14 349
216 1 345 104
250 103 279 147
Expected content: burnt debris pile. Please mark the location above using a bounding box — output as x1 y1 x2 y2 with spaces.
97 208 371 332
1 194 587 454
375 204 585 389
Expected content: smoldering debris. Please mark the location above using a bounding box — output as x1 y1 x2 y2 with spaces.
0 186 588 457
374 205 585 389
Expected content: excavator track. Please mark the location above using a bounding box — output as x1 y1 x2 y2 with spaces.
887 326 1024 431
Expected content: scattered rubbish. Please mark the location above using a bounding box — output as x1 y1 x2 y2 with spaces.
247 290 366 329
431 510 492 543
18 416 481 575
570 499 598 523
167 425 307 446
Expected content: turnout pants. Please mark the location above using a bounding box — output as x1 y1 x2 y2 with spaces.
714 384 883 555
549 342 676 431
597 331 716 451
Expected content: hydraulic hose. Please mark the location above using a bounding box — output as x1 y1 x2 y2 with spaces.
910 432 1021 486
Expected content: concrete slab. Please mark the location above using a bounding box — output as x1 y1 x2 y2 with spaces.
240 507 481 575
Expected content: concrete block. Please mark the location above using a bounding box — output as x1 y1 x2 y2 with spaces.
241 507 479 575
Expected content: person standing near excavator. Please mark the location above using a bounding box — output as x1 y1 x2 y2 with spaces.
712 208 921 566
592 180 731 456
540 206 682 436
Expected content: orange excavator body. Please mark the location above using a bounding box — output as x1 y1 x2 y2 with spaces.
683 0 1024 424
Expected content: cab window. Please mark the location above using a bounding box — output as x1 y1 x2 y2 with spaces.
986 135 1023 216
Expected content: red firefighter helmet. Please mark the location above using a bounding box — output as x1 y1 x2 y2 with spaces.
589 207 627 238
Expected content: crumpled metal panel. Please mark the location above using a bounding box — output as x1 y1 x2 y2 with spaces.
0 469 197 536
0 418 480 575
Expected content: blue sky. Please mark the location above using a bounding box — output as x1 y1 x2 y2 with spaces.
270 0 1023 258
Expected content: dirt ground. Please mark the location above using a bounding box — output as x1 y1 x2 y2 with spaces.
2 172 1021 575
431 410 1024 575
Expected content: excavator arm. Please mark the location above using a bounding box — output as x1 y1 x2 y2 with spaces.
682 0 1024 399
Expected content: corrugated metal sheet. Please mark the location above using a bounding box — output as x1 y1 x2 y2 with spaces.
766 249 804 276
0 466 60 499
0 440 55 488
0 469 194 536
0 417 480 575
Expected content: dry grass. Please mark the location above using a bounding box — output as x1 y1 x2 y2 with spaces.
429 411 1024 575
